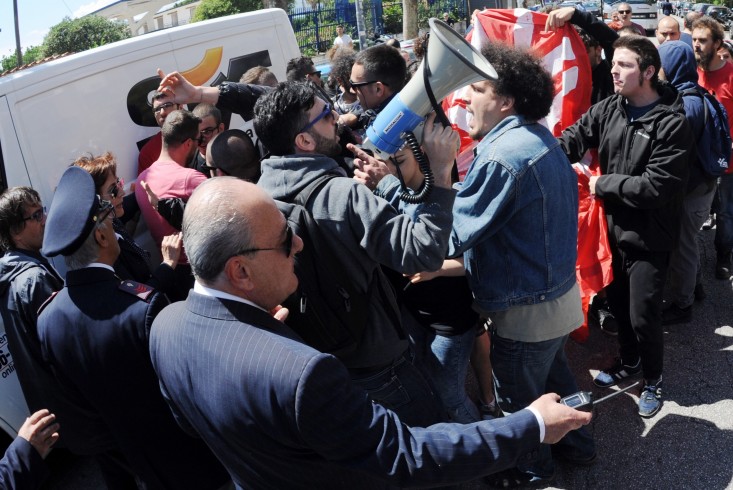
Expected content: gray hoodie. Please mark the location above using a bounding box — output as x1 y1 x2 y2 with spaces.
258 153 456 368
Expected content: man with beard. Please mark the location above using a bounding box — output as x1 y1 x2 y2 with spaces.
250 81 459 427
693 15 733 280
560 35 692 418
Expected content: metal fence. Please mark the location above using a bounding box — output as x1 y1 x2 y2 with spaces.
288 0 468 54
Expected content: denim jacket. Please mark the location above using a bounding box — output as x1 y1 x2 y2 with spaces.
448 115 578 312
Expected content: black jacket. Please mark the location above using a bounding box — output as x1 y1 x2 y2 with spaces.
559 83 693 253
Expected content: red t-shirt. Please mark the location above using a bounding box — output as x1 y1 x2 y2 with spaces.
698 62 733 173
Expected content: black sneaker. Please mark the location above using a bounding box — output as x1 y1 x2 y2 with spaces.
662 303 692 325
716 252 732 280
590 296 618 335
593 358 641 388
638 377 663 418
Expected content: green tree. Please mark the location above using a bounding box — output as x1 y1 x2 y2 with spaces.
191 0 263 22
42 16 130 57
1 45 44 72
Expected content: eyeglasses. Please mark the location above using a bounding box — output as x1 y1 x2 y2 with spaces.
200 126 219 137
153 102 177 113
22 207 46 223
234 223 293 258
349 79 381 89
617 9 631 14
298 102 334 134
105 177 124 199
309 70 322 78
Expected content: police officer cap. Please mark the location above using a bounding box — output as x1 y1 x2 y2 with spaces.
42 166 110 257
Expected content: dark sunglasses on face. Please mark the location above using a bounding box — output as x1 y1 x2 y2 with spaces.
618 9 631 14
299 102 334 134
349 79 381 89
22 207 46 223
153 102 177 113
234 222 294 258
309 70 322 78
106 177 124 199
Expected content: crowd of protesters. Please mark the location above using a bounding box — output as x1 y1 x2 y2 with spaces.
0 7 731 489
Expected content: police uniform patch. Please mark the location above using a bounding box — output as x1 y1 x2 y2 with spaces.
119 280 155 302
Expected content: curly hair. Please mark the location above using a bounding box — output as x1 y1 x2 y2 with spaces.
73 152 117 193
253 82 315 156
480 42 554 121
330 51 357 89
692 14 726 45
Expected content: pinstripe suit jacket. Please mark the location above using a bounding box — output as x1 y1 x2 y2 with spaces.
149 292 542 489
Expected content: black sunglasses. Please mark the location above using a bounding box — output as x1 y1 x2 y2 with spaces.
349 79 381 89
22 207 46 223
106 177 124 199
309 70 322 78
234 223 293 258
617 9 631 14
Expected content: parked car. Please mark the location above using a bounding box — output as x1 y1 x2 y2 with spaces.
707 6 732 32
603 0 658 33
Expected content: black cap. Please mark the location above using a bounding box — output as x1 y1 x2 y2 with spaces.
42 167 109 257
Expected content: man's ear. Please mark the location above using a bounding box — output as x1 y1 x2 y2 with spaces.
224 256 256 294
500 95 516 113
644 65 656 81
94 225 111 248
294 131 316 153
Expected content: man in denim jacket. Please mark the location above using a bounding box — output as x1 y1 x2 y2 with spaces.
448 43 595 487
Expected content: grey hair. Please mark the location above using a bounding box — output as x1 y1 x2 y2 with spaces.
183 177 254 282
64 219 108 270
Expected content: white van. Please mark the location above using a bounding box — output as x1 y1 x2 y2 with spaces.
0 8 299 441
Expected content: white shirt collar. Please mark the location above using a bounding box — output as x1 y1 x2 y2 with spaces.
193 281 266 312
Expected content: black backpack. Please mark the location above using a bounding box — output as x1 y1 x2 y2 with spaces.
276 174 402 358
681 87 732 178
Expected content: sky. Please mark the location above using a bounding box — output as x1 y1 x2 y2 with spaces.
0 0 117 59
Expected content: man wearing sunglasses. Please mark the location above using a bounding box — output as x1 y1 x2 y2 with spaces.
37 167 230 489
342 44 406 133
252 82 458 427
149 177 592 489
286 56 323 87
0 187 64 418
138 91 181 175
615 3 646 36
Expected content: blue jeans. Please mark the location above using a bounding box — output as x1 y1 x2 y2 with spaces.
425 329 481 423
715 173 733 255
350 350 444 427
490 332 595 478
